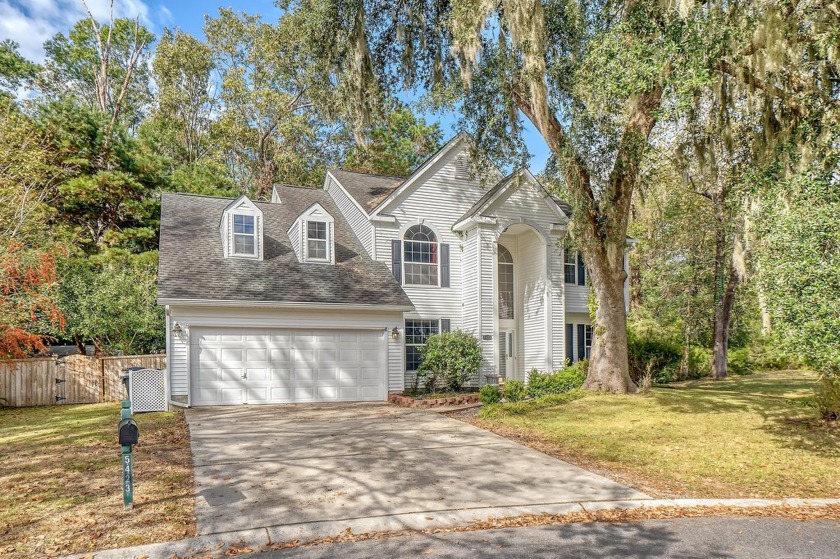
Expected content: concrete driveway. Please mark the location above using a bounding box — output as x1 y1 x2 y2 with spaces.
185 404 648 536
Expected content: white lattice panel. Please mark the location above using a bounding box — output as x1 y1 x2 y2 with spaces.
129 368 167 412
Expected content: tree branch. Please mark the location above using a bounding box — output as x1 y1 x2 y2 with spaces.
510 83 600 238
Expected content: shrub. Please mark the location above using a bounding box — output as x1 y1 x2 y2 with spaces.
627 334 683 384
417 330 483 391
479 384 502 405
526 362 587 398
504 380 526 402
815 376 840 421
480 390 586 420
727 347 755 376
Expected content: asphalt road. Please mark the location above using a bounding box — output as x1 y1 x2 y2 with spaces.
252 517 840 559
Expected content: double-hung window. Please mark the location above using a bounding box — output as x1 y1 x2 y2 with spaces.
585 325 593 359
564 248 577 284
404 319 439 371
307 221 328 260
403 225 438 286
233 214 256 256
564 249 587 285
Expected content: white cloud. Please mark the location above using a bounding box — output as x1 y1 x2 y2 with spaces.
0 0 156 62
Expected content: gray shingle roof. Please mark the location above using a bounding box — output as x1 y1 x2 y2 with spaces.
157 188 412 307
329 170 404 212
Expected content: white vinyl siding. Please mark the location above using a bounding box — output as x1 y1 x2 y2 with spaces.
169 325 189 398
565 284 590 314
550 234 566 369
517 233 547 376
483 176 561 226
287 220 302 260
478 227 496 381
460 228 481 336
326 175 374 257
374 147 485 322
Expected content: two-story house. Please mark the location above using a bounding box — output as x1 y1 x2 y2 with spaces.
157 134 612 407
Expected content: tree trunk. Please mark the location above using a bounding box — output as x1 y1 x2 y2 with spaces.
512 78 660 393
92 338 106 359
582 246 638 393
757 287 772 336
74 334 86 356
711 260 739 379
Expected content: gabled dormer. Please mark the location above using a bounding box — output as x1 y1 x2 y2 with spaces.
220 195 263 260
288 202 335 264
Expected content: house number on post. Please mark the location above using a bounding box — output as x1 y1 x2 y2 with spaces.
118 400 139 511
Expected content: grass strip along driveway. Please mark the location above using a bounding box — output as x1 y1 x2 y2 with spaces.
460 370 840 499
0 403 194 558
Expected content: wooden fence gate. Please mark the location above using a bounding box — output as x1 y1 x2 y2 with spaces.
0 354 166 407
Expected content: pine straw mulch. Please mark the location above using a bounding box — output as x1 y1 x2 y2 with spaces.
0 403 195 559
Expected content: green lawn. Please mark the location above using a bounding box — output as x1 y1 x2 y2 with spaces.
474 370 840 498
0 404 194 558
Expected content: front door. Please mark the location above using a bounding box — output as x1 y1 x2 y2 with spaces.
499 330 516 380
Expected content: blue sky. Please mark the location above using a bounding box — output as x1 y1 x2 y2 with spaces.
2 0 551 172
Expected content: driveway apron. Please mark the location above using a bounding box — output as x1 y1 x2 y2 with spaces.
185 403 648 535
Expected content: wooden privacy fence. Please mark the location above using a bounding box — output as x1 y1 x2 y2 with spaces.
0 354 166 407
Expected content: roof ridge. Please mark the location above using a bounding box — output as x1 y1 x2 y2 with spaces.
274 183 324 191
163 191 286 206
331 169 406 181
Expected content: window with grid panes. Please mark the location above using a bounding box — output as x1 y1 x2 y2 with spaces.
564 248 576 284
498 245 514 319
403 225 438 285
307 221 327 260
404 319 439 371
233 214 256 256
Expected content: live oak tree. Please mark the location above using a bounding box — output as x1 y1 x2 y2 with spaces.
283 0 839 392
283 0 695 392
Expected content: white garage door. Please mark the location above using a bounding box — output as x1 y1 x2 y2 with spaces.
191 328 385 405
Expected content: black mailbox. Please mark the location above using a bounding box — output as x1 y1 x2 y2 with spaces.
118 418 140 446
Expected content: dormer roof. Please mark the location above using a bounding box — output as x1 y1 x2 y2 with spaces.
157 190 412 308
220 195 264 260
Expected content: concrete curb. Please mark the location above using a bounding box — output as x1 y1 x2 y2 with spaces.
65 498 840 559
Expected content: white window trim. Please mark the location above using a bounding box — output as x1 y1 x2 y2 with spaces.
564 248 577 284
231 213 259 259
402 224 441 288
304 220 330 263
498 246 514 320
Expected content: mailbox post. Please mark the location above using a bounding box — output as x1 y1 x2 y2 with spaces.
118 400 139 511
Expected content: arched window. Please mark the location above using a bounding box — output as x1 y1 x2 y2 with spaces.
403 225 438 286
498 245 514 319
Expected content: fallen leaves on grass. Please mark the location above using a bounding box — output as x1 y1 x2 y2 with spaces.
0 404 195 559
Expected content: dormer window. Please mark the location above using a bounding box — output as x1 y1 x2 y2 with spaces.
306 221 328 260
233 214 256 256
220 195 263 260
289 202 335 264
